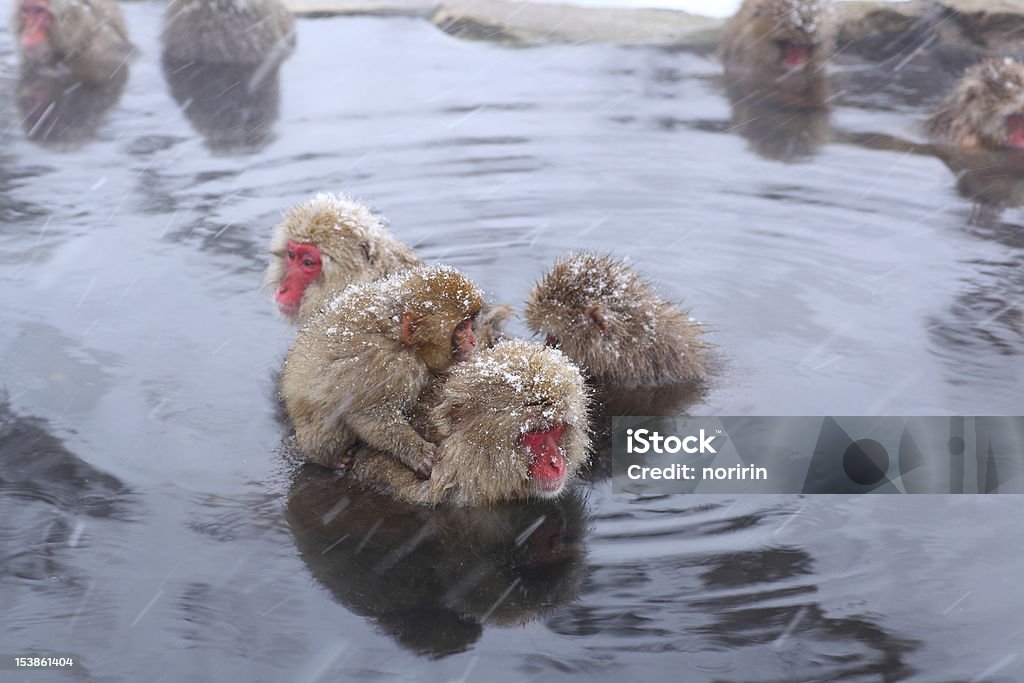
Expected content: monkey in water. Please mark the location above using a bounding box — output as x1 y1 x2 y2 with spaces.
266 193 512 345
161 0 295 151
162 0 296 67
11 0 133 82
719 0 835 105
525 252 710 389
282 265 483 479
927 58 1024 151
267 193 421 322
345 339 591 506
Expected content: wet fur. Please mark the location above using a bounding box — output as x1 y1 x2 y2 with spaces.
347 340 591 507
11 0 133 82
719 0 835 103
927 58 1024 150
525 252 710 388
281 266 483 473
266 193 511 342
162 0 295 65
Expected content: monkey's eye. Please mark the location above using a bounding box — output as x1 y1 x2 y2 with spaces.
286 250 296 261
302 258 316 267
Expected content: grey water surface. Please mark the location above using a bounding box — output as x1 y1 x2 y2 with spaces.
1 4 1023 682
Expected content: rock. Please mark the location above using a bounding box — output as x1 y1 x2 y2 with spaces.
430 0 721 46
285 0 1024 55
287 0 439 17
837 1 1024 58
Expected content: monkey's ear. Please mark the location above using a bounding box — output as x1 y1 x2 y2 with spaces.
397 313 417 350
586 305 609 334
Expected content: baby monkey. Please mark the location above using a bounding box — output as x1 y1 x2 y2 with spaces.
282 265 483 478
928 58 1024 151
525 253 709 389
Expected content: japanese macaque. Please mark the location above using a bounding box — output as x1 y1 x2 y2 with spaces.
345 339 591 506
11 0 133 83
161 0 296 152
266 193 512 342
285 467 587 656
266 194 421 322
525 253 710 389
281 266 483 478
719 0 835 105
927 58 1024 151
162 0 296 66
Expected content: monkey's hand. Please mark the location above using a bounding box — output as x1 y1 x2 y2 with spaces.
414 443 437 480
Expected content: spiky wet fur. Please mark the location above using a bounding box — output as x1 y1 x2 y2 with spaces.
281 265 483 472
525 252 709 388
11 0 133 82
928 58 1024 150
346 339 591 507
162 0 295 65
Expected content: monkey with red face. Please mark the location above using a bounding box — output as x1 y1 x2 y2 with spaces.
281 266 483 479
11 0 133 82
267 193 512 346
346 339 591 506
719 0 835 108
928 58 1024 151
267 194 421 322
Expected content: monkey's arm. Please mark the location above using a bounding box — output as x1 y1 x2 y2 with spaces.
345 407 436 478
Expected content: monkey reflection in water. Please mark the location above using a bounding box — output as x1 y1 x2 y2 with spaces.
285 467 588 657
10 0 133 147
160 0 296 152
718 0 836 161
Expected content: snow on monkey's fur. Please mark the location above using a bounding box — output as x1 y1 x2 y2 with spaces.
347 339 592 507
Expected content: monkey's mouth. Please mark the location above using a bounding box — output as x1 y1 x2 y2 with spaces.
779 41 813 70
524 424 568 495
1006 114 1024 149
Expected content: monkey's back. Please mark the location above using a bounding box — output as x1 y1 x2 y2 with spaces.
162 0 296 65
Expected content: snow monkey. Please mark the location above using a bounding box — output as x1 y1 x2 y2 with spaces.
928 58 1024 151
11 0 133 82
267 194 421 322
281 266 483 479
161 0 296 66
525 252 710 388
346 339 591 506
266 193 512 345
719 0 836 103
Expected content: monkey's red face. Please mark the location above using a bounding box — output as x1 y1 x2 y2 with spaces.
18 0 51 51
780 41 812 70
1006 115 1024 149
523 424 568 497
275 240 322 318
451 317 477 363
